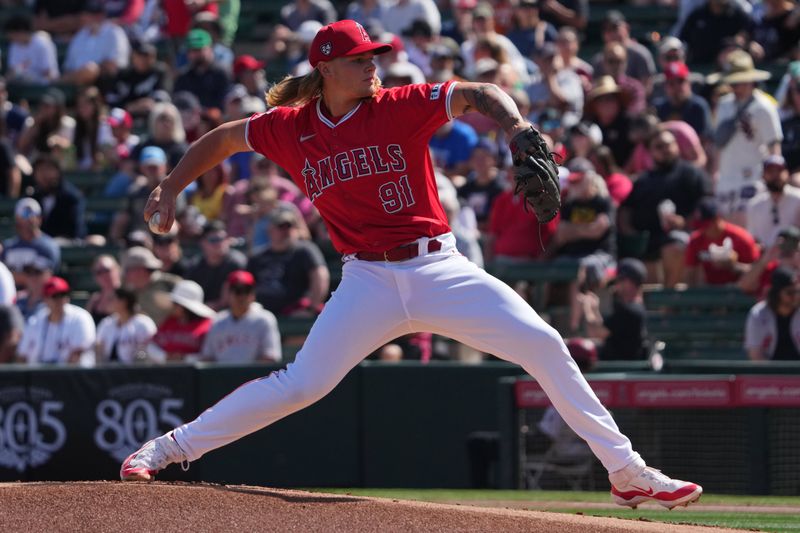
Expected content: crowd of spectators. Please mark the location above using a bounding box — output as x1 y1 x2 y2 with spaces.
1 0 800 365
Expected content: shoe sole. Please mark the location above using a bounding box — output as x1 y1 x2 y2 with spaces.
614 486 703 510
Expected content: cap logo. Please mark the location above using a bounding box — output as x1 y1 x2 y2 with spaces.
356 22 370 42
321 42 332 55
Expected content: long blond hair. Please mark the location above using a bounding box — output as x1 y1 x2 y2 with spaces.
266 66 383 108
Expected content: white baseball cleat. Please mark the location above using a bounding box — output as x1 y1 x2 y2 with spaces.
610 466 703 510
120 432 188 481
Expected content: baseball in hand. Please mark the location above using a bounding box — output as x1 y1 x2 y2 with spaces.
148 212 168 234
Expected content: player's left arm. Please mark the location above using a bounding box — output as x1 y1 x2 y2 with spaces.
449 83 531 138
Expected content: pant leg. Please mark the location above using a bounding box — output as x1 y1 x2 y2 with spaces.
173 261 410 461
404 254 641 473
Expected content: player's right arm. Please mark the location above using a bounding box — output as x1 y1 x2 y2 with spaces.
144 118 251 233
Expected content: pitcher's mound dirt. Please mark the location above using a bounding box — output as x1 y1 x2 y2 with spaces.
0 482 737 532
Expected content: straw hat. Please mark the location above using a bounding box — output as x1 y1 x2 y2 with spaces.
585 76 631 115
707 50 770 85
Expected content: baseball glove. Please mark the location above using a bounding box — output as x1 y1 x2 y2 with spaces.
508 126 561 223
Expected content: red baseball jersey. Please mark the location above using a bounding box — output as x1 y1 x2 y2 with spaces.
246 81 457 254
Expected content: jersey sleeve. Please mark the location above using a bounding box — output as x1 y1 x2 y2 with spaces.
245 107 299 168
380 80 459 141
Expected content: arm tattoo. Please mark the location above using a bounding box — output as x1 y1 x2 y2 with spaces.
463 84 524 134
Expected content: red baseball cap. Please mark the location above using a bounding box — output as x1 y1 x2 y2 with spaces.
664 61 689 81
43 276 70 297
233 54 265 77
107 107 133 128
227 270 255 287
308 20 393 68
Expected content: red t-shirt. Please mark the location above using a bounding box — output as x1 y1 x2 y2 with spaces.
604 172 632 207
154 316 211 357
162 0 218 37
488 190 559 259
247 82 456 254
685 222 761 285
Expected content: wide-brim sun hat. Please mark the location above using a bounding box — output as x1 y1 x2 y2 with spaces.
170 280 215 318
708 50 771 85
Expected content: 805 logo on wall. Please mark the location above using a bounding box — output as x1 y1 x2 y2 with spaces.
0 386 67 472
94 384 185 462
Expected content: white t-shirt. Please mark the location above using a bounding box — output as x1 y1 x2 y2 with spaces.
0 261 15 306
19 303 96 365
63 21 130 73
746 185 800 247
381 0 442 36
96 313 157 363
717 91 783 195
7 31 60 84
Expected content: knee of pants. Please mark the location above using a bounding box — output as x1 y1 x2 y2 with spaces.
280 371 338 411
516 322 571 364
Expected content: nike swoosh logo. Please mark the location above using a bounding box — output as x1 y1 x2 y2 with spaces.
300 133 316 142
629 484 654 496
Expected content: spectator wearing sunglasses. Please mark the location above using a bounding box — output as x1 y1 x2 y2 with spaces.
200 270 281 363
184 221 247 311
746 155 800 249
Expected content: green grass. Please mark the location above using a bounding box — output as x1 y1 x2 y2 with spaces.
311 489 800 532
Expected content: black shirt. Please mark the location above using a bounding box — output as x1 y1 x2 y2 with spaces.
185 250 248 304
247 241 326 315
598 114 635 169
654 94 713 138
622 160 712 256
773 312 800 360
457 176 506 224
600 299 649 361
679 4 752 64
33 180 87 239
0 140 14 197
101 64 169 108
558 195 614 257
752 10 800 61
174 65 231 110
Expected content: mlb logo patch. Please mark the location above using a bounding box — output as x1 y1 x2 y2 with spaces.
321 42 332 55
431 84 442 100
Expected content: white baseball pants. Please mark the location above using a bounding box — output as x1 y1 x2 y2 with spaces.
172 234 642 473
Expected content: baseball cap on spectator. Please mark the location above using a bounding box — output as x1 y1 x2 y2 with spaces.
40 88 65 107
225 84 249 106
107 107 133 129
474 2 494 19
173 91 201 113
132 40 157 57
664 61 689 81
151 90 172 103
122 246 163 270
227 270 255 288
270 208 300 227
569 121 603 146
779 225 800 244
308 20 393 68
201 220 227 239
402 19 434 38
233 55 265 77
170 280 215 318
15 197 41 219
603 9 626 28
384 62 426 85
127 229 153 249
140 146 167 166
614 258 646 286
474 58 500 78
566 157 595 174
764 154 787 168
658 36 684 56
43 276 70 298
23 255 55 273
697 197 719 221
361 18 385 40
455 0 478 9
186 28 212 50
430 43 457 60
297 20 324 44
